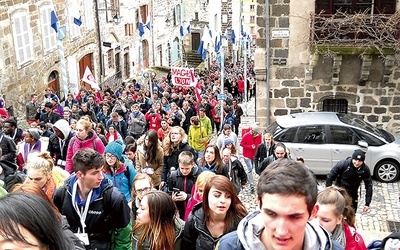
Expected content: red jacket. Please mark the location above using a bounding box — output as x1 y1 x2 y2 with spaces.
237 80 245 93
145 113 162 131
240 131 262 159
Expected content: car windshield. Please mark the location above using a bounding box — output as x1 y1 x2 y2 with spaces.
265 121 281 135
337 113 394 143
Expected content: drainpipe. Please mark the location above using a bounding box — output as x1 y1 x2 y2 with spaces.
265 0 270 125
95 0 104 79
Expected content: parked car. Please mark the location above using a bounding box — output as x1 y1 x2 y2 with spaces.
265 112 400 182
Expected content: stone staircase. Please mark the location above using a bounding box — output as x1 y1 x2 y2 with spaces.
184 51 203 69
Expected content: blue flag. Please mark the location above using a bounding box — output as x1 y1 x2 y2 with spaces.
139 22 145 37
51 10 59 33
231 29 236 44
180 25 184 37
145 21 151 30
187 24 191 34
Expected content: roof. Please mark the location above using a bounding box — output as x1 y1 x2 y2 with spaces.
276 112 343 128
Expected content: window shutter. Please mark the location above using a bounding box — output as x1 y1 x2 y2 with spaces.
84 0 94 30
40 5 56 53
12 11 33 66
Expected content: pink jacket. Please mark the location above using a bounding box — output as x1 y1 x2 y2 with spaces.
240 131 262 159
65 130 105 173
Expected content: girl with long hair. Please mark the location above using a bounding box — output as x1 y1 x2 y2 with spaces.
198 144 229 178
315 186 367 249
136 130 164 187
132 190 184 250
182 175 247 249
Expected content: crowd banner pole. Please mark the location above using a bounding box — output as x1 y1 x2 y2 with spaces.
220 47 224 129
243 39 248 116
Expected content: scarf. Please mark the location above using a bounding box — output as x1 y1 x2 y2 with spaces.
332 224 346 248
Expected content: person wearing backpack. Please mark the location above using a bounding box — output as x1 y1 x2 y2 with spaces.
53 148 131 250
102 140 136 202
326 149 373 213
315 186 367 250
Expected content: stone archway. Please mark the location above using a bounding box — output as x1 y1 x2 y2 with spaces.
47 71 61 99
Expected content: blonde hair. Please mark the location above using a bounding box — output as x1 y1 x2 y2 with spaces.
24 152 54 174
195 171 215 189
77 118 92 132
264 133 274 140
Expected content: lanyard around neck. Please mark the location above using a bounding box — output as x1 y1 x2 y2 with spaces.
71 181 93 234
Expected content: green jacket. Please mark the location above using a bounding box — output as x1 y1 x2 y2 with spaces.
199 116 213 137
188 125 209 151
112 221 132 250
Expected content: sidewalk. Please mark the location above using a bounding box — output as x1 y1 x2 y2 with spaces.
235 97 392 244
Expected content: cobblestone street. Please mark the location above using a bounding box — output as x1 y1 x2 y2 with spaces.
234 97 398 243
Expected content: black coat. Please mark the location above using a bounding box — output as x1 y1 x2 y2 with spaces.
326 157 373 206
48 131 74 165
0 133 16 164
225 158 248 194
168 166 202 218
161 142 197 182
254 142 276 173
182 204 241 250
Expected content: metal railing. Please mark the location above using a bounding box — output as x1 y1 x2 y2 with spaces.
310 13 400 46
101 71 123 90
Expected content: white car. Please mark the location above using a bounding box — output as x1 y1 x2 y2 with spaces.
265 112 400 182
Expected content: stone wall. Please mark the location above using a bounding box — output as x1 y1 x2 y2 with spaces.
0 0 98 122
254 0 400 135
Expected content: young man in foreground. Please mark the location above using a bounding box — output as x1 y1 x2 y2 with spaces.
217 158 342 250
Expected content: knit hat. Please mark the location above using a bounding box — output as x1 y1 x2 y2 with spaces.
224 137 233 146
28 128 41 140
105 140 124 161
250 123 259 131
352 149 365 162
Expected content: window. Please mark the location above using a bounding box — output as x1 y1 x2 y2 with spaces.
316 0 396 14
69 0 81 39
108 49 114 68
174 4 182 25
11 10 33 66
330 125 358 144
125 23 134 36
124 52 130 77
39 4 57 53
250 5 255 11
140 5 148 23
84 0 94 30
250 16 255 23
275 127 297 143
297 126 326 144
322 99 348 113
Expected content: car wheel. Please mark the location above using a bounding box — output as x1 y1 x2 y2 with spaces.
374 161 400 183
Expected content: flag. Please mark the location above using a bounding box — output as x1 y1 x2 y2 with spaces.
51 10 59 33
187 24 191 34
70 2 82 26
197 26 212 60
180 25 184 37
194 81 202 103
231 29 236 44
214 33 222 53
138 22 145 37
145 17 151 30
81 66 100 90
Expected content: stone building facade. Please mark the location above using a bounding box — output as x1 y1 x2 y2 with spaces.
254 0 400 135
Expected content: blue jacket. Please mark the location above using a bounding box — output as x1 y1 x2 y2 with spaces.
103 161 136 202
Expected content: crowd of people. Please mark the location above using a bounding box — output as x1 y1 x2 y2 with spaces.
0 61 393 250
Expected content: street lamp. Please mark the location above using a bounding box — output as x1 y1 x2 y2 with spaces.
113 14 122 25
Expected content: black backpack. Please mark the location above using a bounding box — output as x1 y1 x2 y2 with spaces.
4 171 26 191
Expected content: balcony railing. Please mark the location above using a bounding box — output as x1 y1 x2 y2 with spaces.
310 12 400 54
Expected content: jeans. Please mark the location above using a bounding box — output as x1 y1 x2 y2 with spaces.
244 157 254 188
